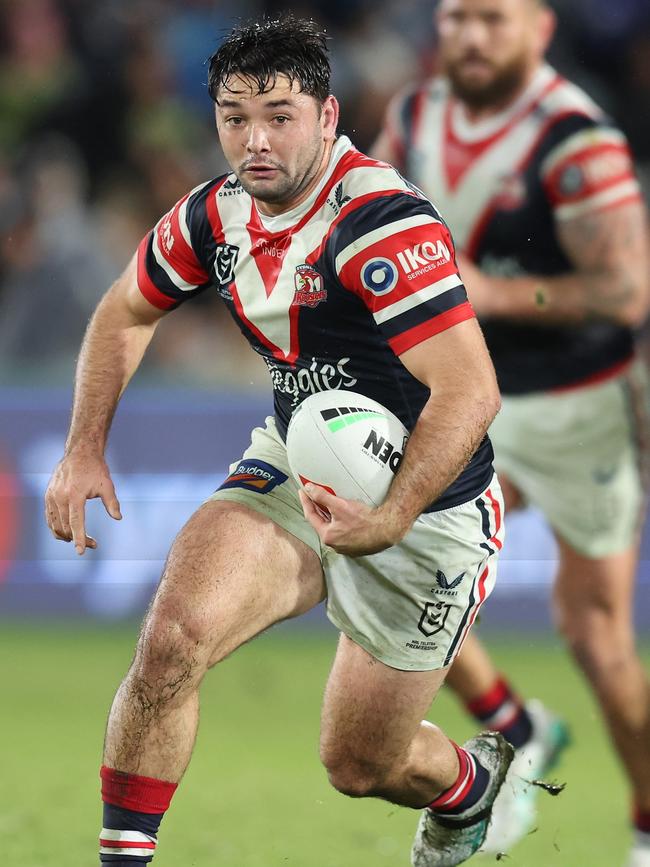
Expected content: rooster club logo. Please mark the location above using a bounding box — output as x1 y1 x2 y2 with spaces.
293 264 327 308
493 172 527 210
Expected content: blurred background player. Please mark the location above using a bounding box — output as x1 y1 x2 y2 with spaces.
45 15 514 867
373 0 650 860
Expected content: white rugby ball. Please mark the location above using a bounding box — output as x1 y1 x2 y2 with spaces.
286 390 409 507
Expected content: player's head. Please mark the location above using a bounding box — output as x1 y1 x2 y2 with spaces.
207 15 339 212
436 0 556 109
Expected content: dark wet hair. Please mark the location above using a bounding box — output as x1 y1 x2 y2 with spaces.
207 14 331 103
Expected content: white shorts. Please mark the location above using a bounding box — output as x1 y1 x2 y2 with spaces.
490 360 649 559
209 417 504 671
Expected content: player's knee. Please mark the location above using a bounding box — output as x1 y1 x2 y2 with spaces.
557 610 634 679
321 749 393 799
131 609 211 695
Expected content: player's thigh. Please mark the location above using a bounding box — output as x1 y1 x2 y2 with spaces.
490 367 647 559
324 477 504 673
320 633 448 770
146 498 325 668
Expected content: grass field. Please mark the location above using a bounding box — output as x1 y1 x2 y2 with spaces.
2 622 644 866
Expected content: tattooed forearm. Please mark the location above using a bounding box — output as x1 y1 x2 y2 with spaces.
555 199 649 324
480 199 649 326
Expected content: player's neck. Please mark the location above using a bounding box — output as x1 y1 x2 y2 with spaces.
458 65 539 125
255 139 336 218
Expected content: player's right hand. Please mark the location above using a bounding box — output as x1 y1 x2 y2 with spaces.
44 450 122 555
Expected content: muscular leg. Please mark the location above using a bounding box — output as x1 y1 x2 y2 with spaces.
320 634 458 807
552 535 650 809
104 500 325 781
444 474 523 702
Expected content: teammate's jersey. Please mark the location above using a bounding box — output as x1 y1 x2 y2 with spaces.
383 64 643 394
137 136 493 510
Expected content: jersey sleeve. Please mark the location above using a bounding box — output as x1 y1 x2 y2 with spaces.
136 181 214 310
378 83 427 171
334 194 474 356
541 122 642 222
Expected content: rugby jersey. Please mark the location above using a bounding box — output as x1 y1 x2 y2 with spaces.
137 136 494 510
384 65 643 393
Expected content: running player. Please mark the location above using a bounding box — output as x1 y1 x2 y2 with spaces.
373 0 650 861
45 15 513 867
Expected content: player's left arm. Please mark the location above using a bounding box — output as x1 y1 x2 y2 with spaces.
461 134 650 326
301 198 500 555
378 316 500 528
301 317 500 556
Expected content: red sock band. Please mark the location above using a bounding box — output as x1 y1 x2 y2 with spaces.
634 806 650 833
100 766 178 814
466 676 511 718
428 743 476 811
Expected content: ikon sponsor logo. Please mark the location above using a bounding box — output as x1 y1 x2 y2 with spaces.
217 459 287 494
396 240 451 279
362 429 407 473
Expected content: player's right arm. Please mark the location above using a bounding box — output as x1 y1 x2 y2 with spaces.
45 254 168 554
46 181 215 554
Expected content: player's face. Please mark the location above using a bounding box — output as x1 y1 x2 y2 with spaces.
437 0 554 109
215 74 338 214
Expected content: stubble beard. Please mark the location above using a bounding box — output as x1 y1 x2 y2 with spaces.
445 52 530 111
237 169 294 204
236 135 325 206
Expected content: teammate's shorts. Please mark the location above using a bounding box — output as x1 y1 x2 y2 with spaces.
209 416 504 671
490 359 649 559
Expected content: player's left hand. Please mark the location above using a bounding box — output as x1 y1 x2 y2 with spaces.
299 483 406 556
456 254 497 316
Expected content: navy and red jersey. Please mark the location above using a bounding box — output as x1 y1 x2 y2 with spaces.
137 136 493 510
383 64 643 393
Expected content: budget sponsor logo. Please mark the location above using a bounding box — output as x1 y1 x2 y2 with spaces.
217 459 287 494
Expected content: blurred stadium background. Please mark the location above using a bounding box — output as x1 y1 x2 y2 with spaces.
1 1 650 864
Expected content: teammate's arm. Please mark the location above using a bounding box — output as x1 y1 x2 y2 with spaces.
460 198 649 326
45 254 168 554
